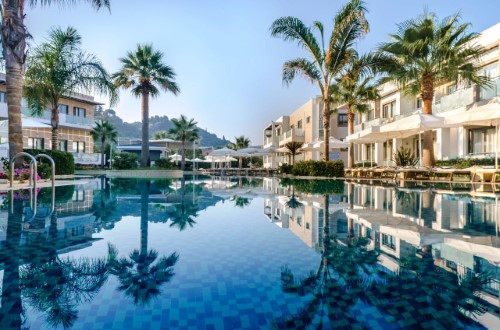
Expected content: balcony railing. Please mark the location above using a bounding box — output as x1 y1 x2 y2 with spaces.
436 85 474 113
279 128 304 144
480 77 500 101
354 118 382 133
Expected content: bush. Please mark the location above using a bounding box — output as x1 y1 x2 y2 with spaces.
280 178 345 194
392 146 418 167
279 163 293 174
24 149 75 175
436 157 496 169
112 152 138 170
155 157 174 169
291 160 344 177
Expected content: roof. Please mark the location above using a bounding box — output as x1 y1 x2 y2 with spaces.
116 145 167 151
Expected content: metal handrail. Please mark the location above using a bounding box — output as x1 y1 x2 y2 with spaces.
10 152 38 221
35 154 56 213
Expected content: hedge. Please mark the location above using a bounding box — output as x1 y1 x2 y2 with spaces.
24 149 75 175
291 160 344 177
280 178 345 195
436 158 497 169
112 152 138 170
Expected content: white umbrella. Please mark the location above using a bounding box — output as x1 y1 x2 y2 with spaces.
237 147 259 154
191 158 206 163
313 136 350 150
210 147 245 157
225 156 238 162
169 153 183 161
445 98 500 167
276 147 290 153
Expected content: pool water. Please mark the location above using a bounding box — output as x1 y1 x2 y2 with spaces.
0 176 498 329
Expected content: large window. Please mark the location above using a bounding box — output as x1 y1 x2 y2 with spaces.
58 104 69 114
447 84 457 95
382 233 396 250
468 127 495 155
337 114 348 127
28 138 44 149
319 115 324 139
0 91 6 103
73 107 86 117
297 120 302 129
383 140 393 161
59 140 68 152
73 141 85 153
382 101 395 118
416 97 423 109
306 116 311 124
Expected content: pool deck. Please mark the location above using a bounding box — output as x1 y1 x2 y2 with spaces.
76 169 184 178
0 179 87 191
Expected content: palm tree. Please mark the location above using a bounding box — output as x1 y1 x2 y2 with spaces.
270 0 369 160
378 11 489 166
91 120 118 168
24 27 117 151
169 115 199 170
233 196 250 208
228 135 251 168
153 131 173 140
113 44 180 167
284 141 303 165
331 54 382 167
1 0 111 159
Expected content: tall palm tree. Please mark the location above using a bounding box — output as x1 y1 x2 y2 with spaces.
91 120 118 168
113 44 180 167
270 0 369 160
169 115 199 170
24 26 117 151
153 130 173 140
284 141 303 165
331 54 382 168
228 135 250 168
1 0 110 159
378 11 489 167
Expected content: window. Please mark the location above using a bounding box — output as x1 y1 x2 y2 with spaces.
72 190 85 201
468 127 495 155
367 109 374 121
382 233 396 250
59 140 68 152
73 141 85 153
296 216 302 226
58 104 69 114
447 84 457 95
383 140 393 161
382 101 395 118
306 116 311 124
338 114 348 127
480 62 498 79
297 120 302 129
319 115 324 139
306 223 310 230
416 98 423 109
28 138 44 149
73 107 86 117
0 91 6 103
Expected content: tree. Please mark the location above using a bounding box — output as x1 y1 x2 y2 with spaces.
169 115 199 170
378 11 489 166
284 141 303 165
24 27 117 151
331 54 382 167
153 130 173 140
1 0 111 159
113 44 180 167
228 135 250 168
91 120 118 168
270 0 369 160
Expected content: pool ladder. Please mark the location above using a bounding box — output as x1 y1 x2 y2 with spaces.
9 152 56 221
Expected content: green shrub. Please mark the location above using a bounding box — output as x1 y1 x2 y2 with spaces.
291 160 344 177
280 178 345 194
112 152 138 170
155 157 174 169
436 157 496 169
279 163 293 174
24 149 75 175
392 146 418 167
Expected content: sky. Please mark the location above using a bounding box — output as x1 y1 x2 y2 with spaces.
25 0 499 145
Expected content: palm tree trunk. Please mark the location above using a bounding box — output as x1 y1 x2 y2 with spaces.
181 140 185 170
323 97 331 161
2 2 28 160
422 76 435 167
51 107 59 150
140 181 150 256
239 157 242 169
347 109 355 168
141 91 150 167
101 137 106 168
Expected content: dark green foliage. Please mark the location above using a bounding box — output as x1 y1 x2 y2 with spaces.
37 163 52 179
280 178 345 195
112 152 138 170
154 158 174 169
436 157 496 169
291 160 344 177
392 146 418 167
24 149 75 175
279 163 294 174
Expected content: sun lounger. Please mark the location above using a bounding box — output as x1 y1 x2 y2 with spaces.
431 168 472 182
397 168 431 181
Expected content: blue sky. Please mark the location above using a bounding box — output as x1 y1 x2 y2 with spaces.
26 0 499 144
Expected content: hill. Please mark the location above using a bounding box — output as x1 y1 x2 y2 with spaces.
95 109 229 147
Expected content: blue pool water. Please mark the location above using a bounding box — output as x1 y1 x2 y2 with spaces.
0 176 499 329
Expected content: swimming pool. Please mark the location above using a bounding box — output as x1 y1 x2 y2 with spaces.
0 176 498 329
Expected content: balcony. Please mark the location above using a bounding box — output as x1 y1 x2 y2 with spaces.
264 136 278 148
279 128 304 145
354 118 382 133
480 77 500 101
18 108 94 127
435 86 474 114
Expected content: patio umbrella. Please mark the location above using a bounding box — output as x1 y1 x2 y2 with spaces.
210 147 246 157
445 98 500 167
237 147 259 154
169 153 183 161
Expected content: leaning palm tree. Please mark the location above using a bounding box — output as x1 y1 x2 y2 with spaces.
331 54 382 167
284 141 303 165
378 11 489 166
228 135 251 168
24 26 117 151
91 120 118 168
169 115 199 170
270 0 369 160
1 0 111 159
113 44 180 167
